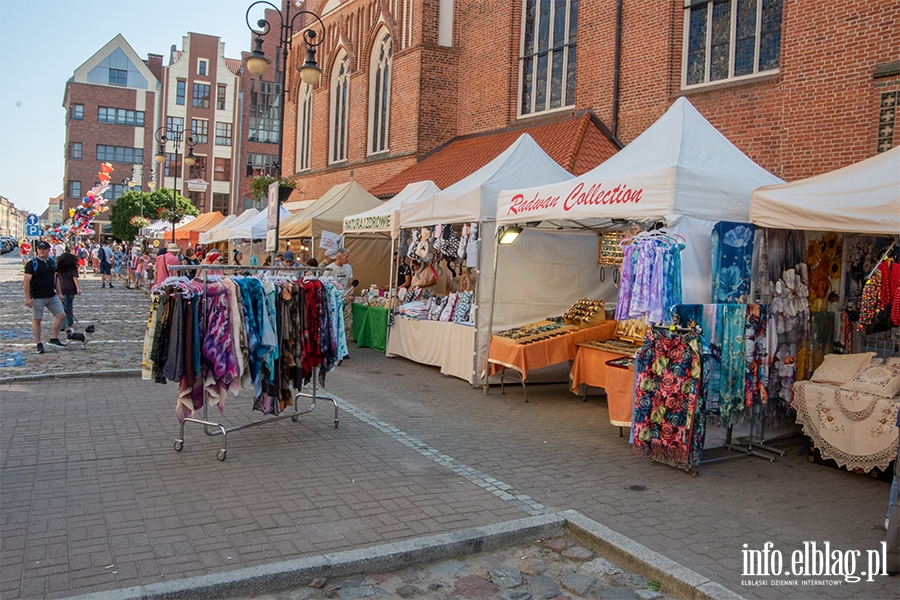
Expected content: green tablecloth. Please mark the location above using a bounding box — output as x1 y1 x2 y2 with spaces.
350 303 389 353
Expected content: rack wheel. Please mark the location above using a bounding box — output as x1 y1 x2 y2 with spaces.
292 415 299 422
174 440 184 452
217 449 227 461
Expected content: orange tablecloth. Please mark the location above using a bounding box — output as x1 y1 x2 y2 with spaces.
487 321 617 380
604 359 636 427
570 347 627 393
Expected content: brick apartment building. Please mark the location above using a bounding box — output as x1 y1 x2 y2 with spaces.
62 34 163 240
158 33 244 216
277 0 897 202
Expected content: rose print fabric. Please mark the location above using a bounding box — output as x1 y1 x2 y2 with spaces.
632 329 704 469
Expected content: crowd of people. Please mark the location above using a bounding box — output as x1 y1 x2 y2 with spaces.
21 236 358 354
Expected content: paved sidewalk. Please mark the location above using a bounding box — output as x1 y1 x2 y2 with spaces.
1 342 895 599
0 266 149 378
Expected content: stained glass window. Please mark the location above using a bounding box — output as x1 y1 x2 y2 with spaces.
684 0 781 87
520 0 577 116
331 53 349 163
369 31 393 155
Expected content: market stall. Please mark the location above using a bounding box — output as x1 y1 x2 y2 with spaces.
388 134 611 384
492 98 785 469
342 181 441 353
227 206 291 266
144 215 195 238
750 146 900 472
173 211 225 249
279 181 388 289
199 209 258 246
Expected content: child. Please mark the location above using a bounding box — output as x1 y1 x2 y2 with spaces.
136 251 150 289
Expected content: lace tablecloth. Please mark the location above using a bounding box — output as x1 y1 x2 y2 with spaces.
793 380 900 472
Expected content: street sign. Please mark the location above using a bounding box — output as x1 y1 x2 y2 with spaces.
26 213 39 226
25 224 40 237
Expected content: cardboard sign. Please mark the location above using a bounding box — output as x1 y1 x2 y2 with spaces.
319 230 342 251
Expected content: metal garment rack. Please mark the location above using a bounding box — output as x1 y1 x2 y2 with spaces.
171 263 338 461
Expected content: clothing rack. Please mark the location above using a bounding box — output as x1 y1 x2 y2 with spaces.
643 321 780 475
864 239 898 283
172 263 339 461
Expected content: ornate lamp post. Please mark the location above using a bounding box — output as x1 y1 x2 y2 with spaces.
245 0 325 260
154 125 197 244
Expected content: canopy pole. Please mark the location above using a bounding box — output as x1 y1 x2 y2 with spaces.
386 236 396 351
481 224 501 393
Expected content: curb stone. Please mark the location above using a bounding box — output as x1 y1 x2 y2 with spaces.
0 368 141 384
56 512 747 600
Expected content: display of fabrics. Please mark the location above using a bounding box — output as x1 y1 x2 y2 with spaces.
763 229 811 403
631 328 704 469
144 275 348 422
806 231 843 313
673 303 776 428
711 222 755 303
614 233 684 325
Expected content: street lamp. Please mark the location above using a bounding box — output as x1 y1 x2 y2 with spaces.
154 125 197 243
245 0 325 260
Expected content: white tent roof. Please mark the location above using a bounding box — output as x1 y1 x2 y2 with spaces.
343 180 440 237
280 181 383 239
230 206 291 240
197 214 238 244
750 146 900 236
401 134 572 228
283 199 315 212
201 209 259 244
495 97 783 226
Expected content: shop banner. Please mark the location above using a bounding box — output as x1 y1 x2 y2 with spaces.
267 181 279 230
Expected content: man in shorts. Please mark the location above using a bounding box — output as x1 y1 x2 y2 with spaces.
23 240 67 353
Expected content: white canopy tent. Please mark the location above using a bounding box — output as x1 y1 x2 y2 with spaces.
343 180 440 238
281 182 389 289
750 146 900 235
496 97 784 304
387 134 613 384
230 206 291 240
400 135 572 228
199 209 259 244
197 214 237 245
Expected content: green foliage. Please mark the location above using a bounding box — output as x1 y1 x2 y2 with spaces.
109 190 199 242
249 175 296 202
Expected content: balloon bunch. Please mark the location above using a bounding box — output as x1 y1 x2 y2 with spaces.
51 163 113 242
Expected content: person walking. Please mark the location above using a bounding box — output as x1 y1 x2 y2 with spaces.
75 242 88 276
23 240 67 353
55 251 80 329
155 243 182 285
18 238 31 266
135 250 150 289
91 243 100 274
113 245 125 283
99 241 113 287
182 247 199 279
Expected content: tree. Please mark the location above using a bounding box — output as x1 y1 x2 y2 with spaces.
109 190 199 242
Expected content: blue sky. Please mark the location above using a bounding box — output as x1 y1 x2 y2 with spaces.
0 0 264 216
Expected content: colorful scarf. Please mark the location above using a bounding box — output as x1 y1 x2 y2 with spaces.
719 304 748 427
632 329 704 468
711 222 755 303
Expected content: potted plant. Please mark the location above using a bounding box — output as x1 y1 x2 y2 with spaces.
250 175 297 204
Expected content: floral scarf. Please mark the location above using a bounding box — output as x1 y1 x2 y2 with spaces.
711 222 755 303
806 231 843 313
632 329 704 468
719 304 748 427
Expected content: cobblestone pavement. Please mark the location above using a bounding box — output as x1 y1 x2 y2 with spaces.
1 246 896 599
233 537 674 600
0 251 148 378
